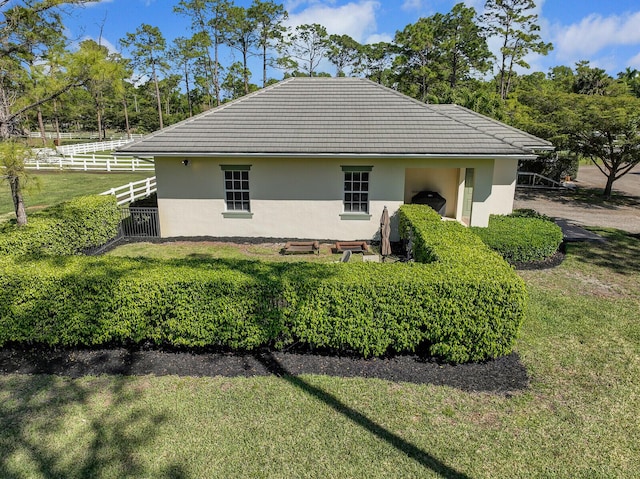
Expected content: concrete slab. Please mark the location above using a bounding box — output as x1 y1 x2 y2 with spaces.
555 219 606 242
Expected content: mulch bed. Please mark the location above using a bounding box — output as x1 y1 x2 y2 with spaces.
512 248 566 270
5 239 561 395
0 345 528 395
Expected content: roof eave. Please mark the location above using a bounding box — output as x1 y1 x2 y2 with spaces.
115 151 541 160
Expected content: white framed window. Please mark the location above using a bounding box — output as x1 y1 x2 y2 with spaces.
221 165 251 214
342 166 371 214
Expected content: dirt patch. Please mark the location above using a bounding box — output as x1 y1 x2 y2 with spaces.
515 165 640 234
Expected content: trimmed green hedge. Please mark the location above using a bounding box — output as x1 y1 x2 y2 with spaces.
0 195 120 256
471 213 563 263
0 204 527 363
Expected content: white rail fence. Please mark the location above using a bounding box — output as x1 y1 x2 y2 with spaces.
25 154 155 172
29 132 144 140
56 139 135 156
517 172 566 189
100 176 157 205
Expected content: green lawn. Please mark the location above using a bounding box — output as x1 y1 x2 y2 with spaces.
108 240 377 263
0 171 152 221
1 229 638 478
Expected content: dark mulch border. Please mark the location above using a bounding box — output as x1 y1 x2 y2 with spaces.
512 247 566 270
0 345 528 395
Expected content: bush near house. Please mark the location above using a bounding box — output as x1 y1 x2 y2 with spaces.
0 204 527 364
0 195 120 256
471 212 563 263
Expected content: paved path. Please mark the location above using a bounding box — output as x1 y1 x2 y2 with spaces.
514 165 640 234
554 219 605 242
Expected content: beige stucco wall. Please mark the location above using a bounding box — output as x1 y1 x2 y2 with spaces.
404 167 460 218
154 156 516 239
487 158 518 217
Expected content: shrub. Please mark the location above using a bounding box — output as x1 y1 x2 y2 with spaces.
0 202 527 364
471 214 563 263
0 195 120 256
0 251 527 363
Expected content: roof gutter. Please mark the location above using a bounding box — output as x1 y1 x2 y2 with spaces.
115 151 542 160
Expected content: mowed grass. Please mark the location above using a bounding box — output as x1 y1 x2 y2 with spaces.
108 240 375 263
1 230 639 478
0 171 152 220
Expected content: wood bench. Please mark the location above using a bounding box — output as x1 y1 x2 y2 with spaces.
334 241 369 254
282 241 320 255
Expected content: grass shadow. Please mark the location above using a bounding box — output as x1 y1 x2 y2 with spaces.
0 373 186 478
566 228 640 276
254 351 471 479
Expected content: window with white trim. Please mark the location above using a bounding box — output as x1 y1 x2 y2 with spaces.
343 168 370 213
223 167 250 212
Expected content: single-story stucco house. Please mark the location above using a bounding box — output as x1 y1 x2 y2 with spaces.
116 77 553 241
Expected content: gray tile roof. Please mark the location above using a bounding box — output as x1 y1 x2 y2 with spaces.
117 77 553 157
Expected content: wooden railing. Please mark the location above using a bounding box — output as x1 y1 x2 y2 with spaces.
100 176 157 205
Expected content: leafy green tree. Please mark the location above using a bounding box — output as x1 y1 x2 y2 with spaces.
359 42 394 84
120 24 168 129
173 0 232 107
169 36 204 117
278 23 329 76
224 6 257 95
439 3 492 89
394 17 440 102
0 0 95 138
547 65 574 93
0 140 32 225
573 60 615 95
222 62 258 101
617 67 640 97
567 94 640 197
482 0 553 99
70 40 127 139
327 34 362 77
248 0 287 87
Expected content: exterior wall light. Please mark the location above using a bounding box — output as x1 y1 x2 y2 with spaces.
182 159 189 166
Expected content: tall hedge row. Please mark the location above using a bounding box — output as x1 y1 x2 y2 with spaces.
0 204 527 363
0 195 120 256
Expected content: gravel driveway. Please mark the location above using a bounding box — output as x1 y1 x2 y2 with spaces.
514 164 640 234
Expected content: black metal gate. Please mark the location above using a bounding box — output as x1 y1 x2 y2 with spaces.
120 207 160 237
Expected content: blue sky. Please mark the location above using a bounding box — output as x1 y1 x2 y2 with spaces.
65 0 640 80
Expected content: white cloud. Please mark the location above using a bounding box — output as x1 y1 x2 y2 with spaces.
365 33 393 44
553 11 640 60
629 52 640 69
285 1 380 43
401 0 421 12
85 0 114 7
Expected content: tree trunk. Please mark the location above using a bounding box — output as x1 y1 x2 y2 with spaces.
263 43 267 88
95 101 103 142
53 99 61 144
243 45 249 94
152 64 164 129
184 63 193 117
9 175 27 226
37 107 47 146
214 37 221 107
603 173 615 198
123 97 131 139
